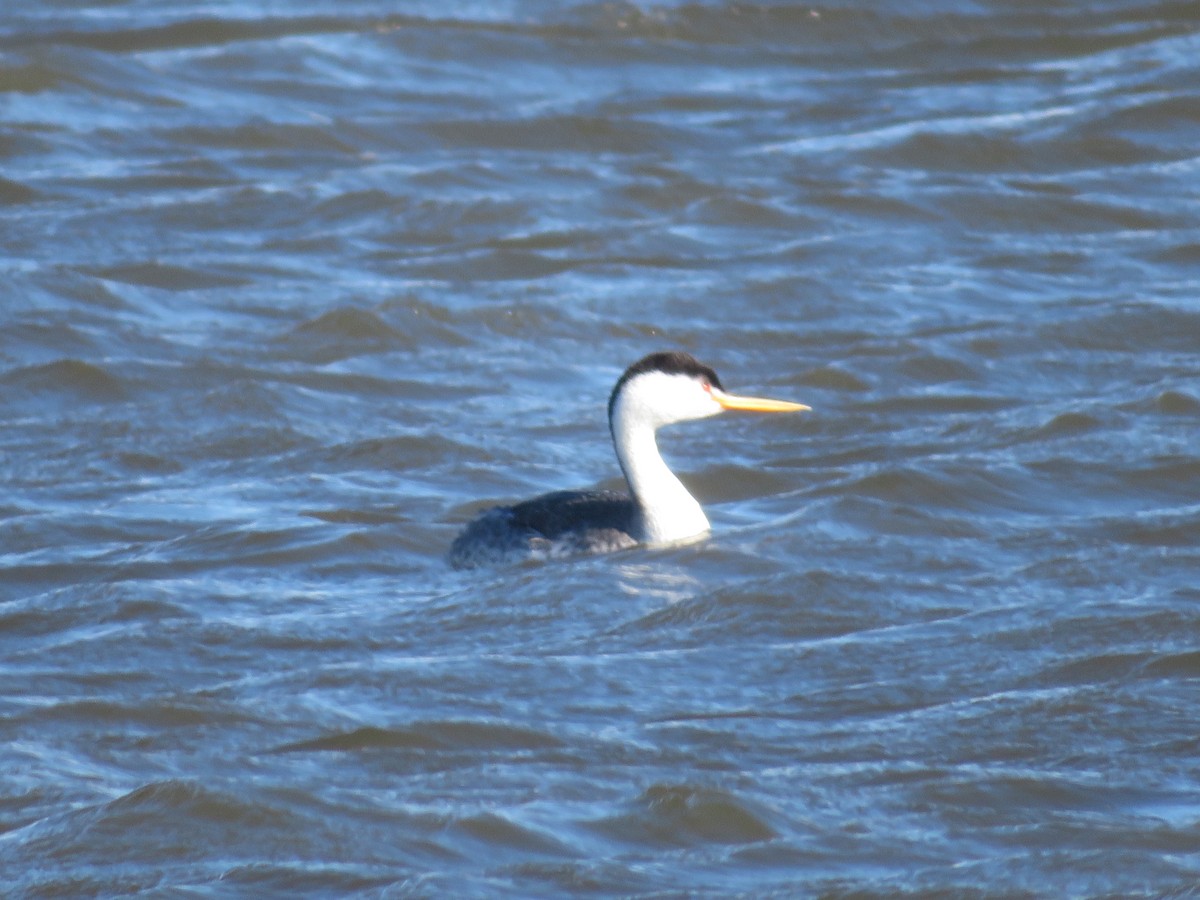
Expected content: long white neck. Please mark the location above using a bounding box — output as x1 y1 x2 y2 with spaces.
611 413 710 545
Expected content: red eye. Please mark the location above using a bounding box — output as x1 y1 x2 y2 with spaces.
701 382 711 392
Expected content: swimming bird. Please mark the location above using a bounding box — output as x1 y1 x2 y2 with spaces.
448 351 809 568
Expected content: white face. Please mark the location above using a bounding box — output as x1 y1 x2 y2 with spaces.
616 370 724 430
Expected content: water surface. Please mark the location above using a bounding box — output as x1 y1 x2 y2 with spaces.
2 0 1199 895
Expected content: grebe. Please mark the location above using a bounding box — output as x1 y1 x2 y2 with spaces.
448 351 808 568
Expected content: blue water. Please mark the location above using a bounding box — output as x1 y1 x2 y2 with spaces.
1 1 1199 895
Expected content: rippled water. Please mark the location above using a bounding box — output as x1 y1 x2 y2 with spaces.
2 0 1199 895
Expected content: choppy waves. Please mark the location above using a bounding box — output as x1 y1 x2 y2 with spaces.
2 0 1199 894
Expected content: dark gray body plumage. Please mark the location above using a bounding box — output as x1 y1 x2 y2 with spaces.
448 489 641 570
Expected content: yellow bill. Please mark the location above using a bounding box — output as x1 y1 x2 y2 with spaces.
710 386 810 413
